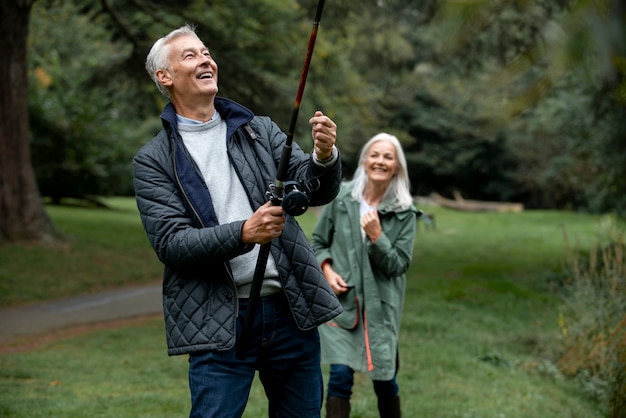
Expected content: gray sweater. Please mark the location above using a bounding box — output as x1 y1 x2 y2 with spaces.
178 113 281 297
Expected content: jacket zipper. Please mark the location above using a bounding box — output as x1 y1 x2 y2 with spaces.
172 133 240 317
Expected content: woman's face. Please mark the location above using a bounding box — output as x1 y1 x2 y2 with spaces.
363 140 398 187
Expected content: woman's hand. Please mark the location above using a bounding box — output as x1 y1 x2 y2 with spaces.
322 263 351 296
361 210 382 243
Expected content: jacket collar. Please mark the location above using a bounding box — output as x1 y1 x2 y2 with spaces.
160 97 254 228
160 96 254 138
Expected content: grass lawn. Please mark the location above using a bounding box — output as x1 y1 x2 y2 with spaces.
0 198 617 417
0 197 163 307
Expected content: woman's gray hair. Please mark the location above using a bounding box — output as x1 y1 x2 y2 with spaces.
350 133 414 210
145 24 201 98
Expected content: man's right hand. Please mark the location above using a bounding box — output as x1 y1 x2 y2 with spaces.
241 201 285 245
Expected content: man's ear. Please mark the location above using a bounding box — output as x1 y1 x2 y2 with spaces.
156 69 173 87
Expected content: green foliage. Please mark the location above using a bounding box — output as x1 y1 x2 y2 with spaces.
375 0 626 212
26 0 318 201
507 69 598 209
28 1 151 200
393 93 516 198
557 222 626 416
23 0 626 212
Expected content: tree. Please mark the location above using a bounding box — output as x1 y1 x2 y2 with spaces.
25 0 312 204
374 0 625 212
28 0 149 203
0 0 63 243
0 0 310 244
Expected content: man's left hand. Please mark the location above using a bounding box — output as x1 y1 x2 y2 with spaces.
309 110 336 161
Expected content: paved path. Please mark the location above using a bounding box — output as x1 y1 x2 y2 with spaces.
0 282 162 347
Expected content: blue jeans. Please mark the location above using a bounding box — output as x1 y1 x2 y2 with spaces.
188 292 323 418
327 364 399 400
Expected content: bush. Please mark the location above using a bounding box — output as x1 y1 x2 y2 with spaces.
556 222 626 417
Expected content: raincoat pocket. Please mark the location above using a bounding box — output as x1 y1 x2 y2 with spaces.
329 286 359 330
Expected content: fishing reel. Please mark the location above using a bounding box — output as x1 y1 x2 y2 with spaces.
267 180 310 216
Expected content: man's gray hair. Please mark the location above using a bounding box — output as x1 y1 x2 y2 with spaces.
145 24 201 98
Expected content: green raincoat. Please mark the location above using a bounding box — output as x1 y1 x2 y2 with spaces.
311 182 418 380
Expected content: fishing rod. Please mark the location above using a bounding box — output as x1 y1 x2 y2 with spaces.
237 0 326 359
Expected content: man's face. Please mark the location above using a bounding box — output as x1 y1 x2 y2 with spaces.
159 35 218 102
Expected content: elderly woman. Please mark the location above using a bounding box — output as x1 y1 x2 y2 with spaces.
311 133 418 418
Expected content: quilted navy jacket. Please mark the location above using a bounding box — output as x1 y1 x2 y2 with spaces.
133 97 343 356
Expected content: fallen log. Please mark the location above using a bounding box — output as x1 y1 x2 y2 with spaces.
430 191 524 212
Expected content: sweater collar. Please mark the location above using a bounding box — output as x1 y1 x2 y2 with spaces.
161 96 254 139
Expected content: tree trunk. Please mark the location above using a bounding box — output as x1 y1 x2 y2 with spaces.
0 0 63 243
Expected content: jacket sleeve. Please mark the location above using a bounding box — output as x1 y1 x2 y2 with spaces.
366 210 417 278
261 117 342 207
133 140 253 271
303 151 342 207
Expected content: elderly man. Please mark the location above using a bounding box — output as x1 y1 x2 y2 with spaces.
133 25 342 418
